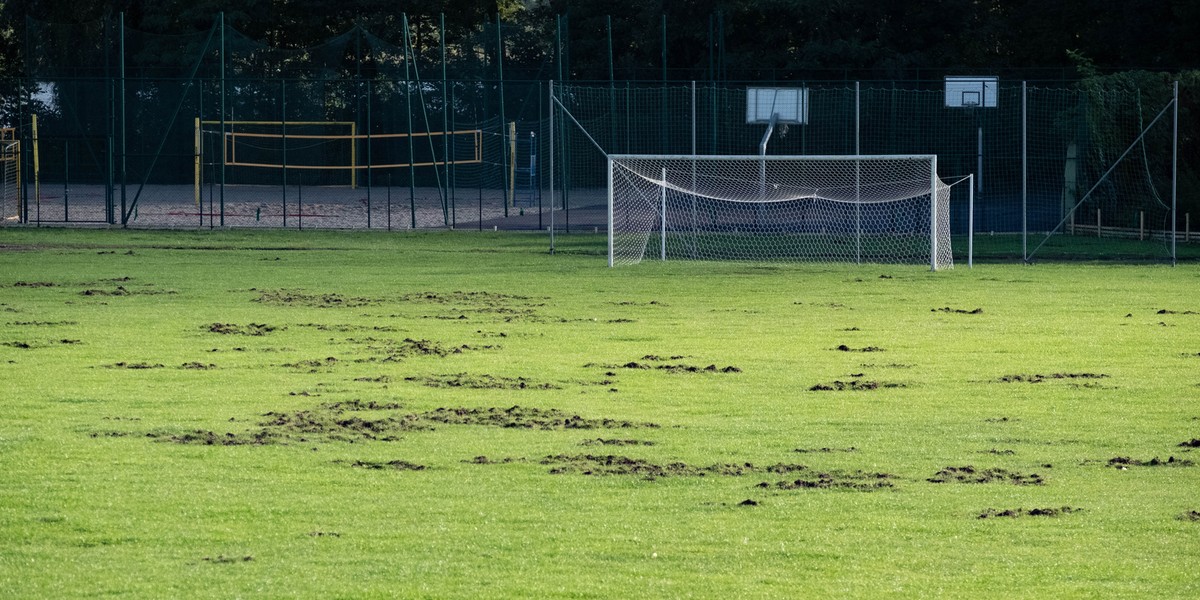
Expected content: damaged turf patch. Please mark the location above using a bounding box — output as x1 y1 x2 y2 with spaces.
809 380 904 391
352 338 494 363
3 339 81 349
419 406 659 430
281 357 339 372
151 402 660 447
927 466 1045 485
834 345 885 352
206 322 279 336
758 469 897 491
339 459 426 471
403 373 560 390
932 307 983 314
101 361 165 369
587 356 742 374
536 455 807 481
996 372 1108 383
179 362 217 370
977 506 1082 519
580 438 656 447
253 289 380 308
1107 456 1195 468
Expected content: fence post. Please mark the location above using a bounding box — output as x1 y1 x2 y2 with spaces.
1139 210 1144 240
1097 208 1101 238
497 13 509 217
1022 81 1028 263
1172 80 1179 265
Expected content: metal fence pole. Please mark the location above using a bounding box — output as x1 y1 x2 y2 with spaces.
1172 80 1179 266
1021 81 1028 263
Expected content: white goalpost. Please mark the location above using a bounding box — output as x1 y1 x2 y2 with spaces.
607 154 954 270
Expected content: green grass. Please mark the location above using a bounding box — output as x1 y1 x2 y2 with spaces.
1 228 1198 598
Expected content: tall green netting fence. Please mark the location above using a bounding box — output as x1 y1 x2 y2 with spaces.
4 14 1196 263
554 80 1194 263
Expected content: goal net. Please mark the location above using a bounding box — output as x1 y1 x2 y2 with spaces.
608 155 952 269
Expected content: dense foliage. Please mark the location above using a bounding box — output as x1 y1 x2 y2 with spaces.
1 0 1197 80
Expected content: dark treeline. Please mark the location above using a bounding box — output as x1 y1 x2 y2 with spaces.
2 0 1198 81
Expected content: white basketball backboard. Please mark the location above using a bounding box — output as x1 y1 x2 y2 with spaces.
945 76 998 108
746 87 808 124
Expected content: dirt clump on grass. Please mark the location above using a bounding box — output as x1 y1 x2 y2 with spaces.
1178 439 1200 448
537 455 807 481
281 357 339 372
759 469 897 491
5 339 81 349
404 373 561 390
996 372 1108 383
927 466 1045 485
581 438 655 447
834 344 885 352
932 307 983 314
154 401 661 447
1177 510 1200 521
793 446 858 454
102 361 165 369
206 322 279 336
352 337 494 363
466 455 520 464
12 281 57 288
978 506 1082 519
253 289 380 308
179 362 217 370
202 555 253 564
1157 309 1199 315
1107 456 1194 468
166 429 280 446
340 459 426 471
809 380 904 391
589 357 742 374
419 406 659 430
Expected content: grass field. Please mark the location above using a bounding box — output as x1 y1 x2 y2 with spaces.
1 228 1198 598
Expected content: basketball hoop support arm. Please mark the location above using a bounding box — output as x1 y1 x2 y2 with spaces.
759 112 777 198
759 112 778 157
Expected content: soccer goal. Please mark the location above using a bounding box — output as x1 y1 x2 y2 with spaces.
607 154 953 270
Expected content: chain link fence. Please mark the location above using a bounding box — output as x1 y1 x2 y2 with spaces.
3 15 1196 262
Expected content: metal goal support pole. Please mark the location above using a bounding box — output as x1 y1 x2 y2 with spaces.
606 155 613 267
969 174 975 269
661 166 667 261
930 155 938 271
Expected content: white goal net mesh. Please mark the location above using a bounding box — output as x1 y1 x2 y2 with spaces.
608 155 953 269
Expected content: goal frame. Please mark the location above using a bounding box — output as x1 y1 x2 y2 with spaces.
606 154 947 270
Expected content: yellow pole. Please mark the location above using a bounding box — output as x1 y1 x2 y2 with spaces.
32 115 40 219
13 131 21 221
508 121 516 206
194 117 201 207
